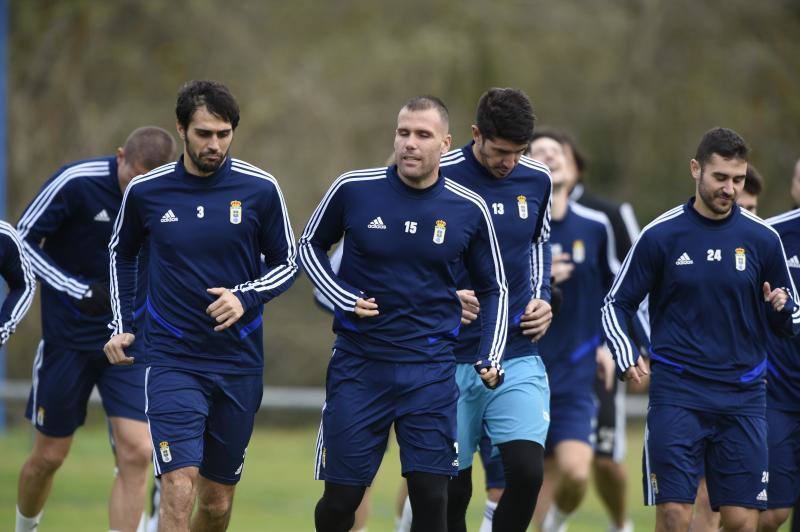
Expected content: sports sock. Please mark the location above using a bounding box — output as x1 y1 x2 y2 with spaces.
607 519 633 532
15 506 43 532
395 496 412 532
478 499 497 532
542 504 570 532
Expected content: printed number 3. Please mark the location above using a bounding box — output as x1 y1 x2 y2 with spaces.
197 206 205 219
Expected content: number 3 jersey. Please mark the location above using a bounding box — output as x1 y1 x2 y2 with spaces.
109 156 297 375
299 164 508 366
603 199 800 415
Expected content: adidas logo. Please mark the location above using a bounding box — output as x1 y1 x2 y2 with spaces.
160 209 179 223
675 252 693 265
93 209 111 222
367 216 386 230
788 255 800 269
757 489 768 502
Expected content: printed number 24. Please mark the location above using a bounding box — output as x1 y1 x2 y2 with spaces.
707 249 721 261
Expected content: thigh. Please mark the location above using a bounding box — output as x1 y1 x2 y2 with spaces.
97 360 147 422
317 351 394 486
643 404 707 506
705 413 768 511
25 341 101 437
484 356 550 447
545 393 597 452
454 363 488 470
145 367 210 477
395 361 458 479
200 373 263 485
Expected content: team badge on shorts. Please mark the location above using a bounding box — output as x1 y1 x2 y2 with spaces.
735 247 746 271
36 406 45 426
517 195 528 219
572 239 585 263
649 473 659 495
159 441 173 463
230 200 242 224
433 220 446 245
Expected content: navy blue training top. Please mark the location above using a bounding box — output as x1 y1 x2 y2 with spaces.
441 144 552 364
17 157 147 351
109 156 297 375
603 199 800 415
0 221 36 344
299 164 508 367
540 203 618 397
765 208 800 412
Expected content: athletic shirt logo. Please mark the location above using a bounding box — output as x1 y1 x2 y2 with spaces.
572 240 585 263
735 247 746 271
517 195 528 219
230 200 242 225
433 220 447 245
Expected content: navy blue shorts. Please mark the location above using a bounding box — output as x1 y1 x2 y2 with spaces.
315 349 458 486
25 340 147 437
544 393 597 453
766 408 800 509
643 404 768 510
145 366 263 485
478 433 505 489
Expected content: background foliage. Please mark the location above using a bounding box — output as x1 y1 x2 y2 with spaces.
6 0 800 385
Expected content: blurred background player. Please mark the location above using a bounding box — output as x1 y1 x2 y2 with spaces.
758 189 800 532
603 127 799 531
106 80 297 531
443 88 552 532
14 126 175 532
301 95 507 532
527 134 619 532
0 221 35 347
690 162 763 532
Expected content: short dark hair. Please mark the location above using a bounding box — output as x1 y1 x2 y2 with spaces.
530 128 588 176
475 88 535 145
123 126 177 170
176 80 240 130
744 164 763 196
694 127 748 168
402 95 449 129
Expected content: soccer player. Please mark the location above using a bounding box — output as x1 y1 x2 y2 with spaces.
0 222 35 346
756 204 800 531
602 127 800 531
106 80 297 531
527 134 619 532
301 95 507 532
690 161 764 532
442 88 552 532
554 130 642 532
14 126 175 532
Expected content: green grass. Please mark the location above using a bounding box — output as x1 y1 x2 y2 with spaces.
0 421 654 531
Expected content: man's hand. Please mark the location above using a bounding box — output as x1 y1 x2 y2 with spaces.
104 333 135 365
520 298 553 341
551 252 575 285
622 356 650 384
763 282 789 312
596 345 615 392
457 289 480 325
354 297 379 318
479 367 500 388
75 282 112 316
206 287 245 331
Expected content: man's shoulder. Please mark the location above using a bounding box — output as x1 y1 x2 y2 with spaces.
570 202 612 232
327 166 389 194
766 207 800 236
517 155 552 181
229 158 284 191
638 204 686 239
575 190 624 217
43 156 115 191
126 162 178 197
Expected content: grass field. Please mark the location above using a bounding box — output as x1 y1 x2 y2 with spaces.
0 419 654 531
